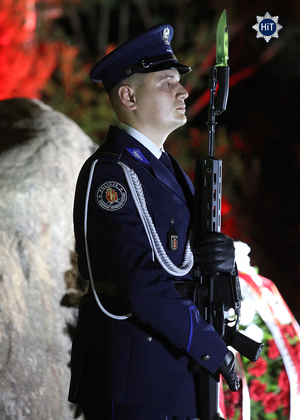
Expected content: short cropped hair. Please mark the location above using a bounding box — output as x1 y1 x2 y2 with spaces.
108 72 147 113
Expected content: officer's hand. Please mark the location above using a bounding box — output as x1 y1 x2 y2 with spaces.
218 350 240 392
193 232 235 274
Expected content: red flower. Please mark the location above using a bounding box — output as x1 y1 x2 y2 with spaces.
223 387 242 419
247 357 268 377
278 370 289 393
267 339 280 359
282 324 296 339
249 379 267 401
278 370 290 415
262 392 281 413
224 389 235 419
231 390 240 405
281 391 290 410
293 341 300 359
225 403 235 419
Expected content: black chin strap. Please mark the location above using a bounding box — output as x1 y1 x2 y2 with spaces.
124 53 178 75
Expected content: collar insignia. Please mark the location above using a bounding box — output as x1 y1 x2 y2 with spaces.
126 148 150 164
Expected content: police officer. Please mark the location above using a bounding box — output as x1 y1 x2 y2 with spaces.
68 24 239 420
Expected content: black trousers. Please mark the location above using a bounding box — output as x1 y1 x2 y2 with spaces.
80 401 198 420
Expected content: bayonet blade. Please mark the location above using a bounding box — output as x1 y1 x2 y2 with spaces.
216 9 229 67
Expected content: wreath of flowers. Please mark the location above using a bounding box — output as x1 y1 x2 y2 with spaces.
222 305 300 419
218 243 300 420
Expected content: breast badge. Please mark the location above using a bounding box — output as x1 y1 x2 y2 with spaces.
167 227 178 251
96 181 127 211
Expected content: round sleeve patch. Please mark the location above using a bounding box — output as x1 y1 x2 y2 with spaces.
96 181 127 211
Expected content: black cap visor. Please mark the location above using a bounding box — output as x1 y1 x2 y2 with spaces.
141 61 192 76
123 53 191 77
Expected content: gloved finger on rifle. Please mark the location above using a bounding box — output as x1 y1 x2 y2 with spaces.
217 349 240 392
193 232 235 275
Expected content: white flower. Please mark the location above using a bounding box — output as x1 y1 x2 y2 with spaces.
240 298 257 326
243 323 264 343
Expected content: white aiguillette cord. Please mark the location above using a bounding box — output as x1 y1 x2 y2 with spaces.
118 161 194 276
84 159 132 320
84 159 194 320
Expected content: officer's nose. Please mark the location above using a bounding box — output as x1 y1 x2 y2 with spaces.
178 84 189 100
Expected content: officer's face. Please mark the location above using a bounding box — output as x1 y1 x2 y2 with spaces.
134 69 189 137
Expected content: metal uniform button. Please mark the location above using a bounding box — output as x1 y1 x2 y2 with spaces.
146 335 153 342
201 355 211 361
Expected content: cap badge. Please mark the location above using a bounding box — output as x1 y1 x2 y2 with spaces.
163 27 170 44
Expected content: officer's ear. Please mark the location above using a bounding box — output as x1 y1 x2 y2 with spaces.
118 85 137 111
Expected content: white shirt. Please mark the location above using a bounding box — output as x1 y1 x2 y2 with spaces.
119 122 163 159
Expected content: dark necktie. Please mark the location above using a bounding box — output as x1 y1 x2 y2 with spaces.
159 152 175 177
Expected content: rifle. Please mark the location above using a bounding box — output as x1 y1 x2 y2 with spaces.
192 10 263 420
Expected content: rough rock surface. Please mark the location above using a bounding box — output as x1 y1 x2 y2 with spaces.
0 98 95 419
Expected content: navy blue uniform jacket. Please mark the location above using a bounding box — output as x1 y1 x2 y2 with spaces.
68 126 227 417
